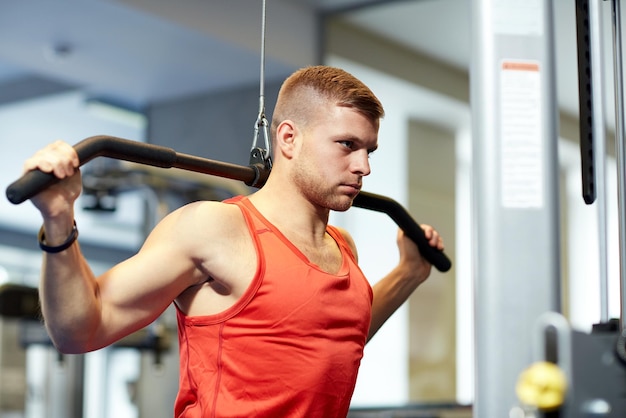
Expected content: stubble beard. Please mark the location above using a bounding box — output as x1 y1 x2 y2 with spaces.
292 163 355 213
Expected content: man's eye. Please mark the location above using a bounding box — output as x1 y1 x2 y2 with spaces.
339 140 353 148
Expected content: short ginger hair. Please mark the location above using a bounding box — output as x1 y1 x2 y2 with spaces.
270 66 385 140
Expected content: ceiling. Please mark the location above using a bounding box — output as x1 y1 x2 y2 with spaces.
0 0 389 109
338 0 624 126
0 0 623 126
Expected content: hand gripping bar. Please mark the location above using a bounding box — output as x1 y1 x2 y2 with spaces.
5 135 451 272
352 191 451 272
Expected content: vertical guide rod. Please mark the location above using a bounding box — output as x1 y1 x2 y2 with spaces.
576 0 610 322
590 0 610 323
611 0 626 331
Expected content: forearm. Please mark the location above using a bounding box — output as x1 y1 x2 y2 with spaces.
39 219 102 353
367 264 424 342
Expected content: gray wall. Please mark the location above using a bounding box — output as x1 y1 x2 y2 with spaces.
147 80 283 166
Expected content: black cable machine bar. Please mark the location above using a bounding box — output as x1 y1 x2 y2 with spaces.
5 135 452 272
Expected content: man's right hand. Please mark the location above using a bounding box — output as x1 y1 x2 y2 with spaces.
22 140 82 218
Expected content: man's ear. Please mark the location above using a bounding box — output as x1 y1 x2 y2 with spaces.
275 120 297 159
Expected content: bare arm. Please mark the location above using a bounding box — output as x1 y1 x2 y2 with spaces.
39 211 203 353
367 227 443 341
24 141 204 353
336 225 443 341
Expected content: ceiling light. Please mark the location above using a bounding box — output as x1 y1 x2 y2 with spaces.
85 97 147 130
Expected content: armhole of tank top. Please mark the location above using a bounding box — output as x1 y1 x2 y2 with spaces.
180 199 266 325
219 199 266 321
327 226 373 301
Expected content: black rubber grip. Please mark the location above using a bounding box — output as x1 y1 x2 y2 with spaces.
353 191 452 272
6 170 61 205
6 136 178 204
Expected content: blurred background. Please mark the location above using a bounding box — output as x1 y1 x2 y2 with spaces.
0 1 622 417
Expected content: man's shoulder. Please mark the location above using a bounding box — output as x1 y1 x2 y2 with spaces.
177 198 245 226
151 198 247 243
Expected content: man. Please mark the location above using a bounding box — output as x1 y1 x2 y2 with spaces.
23 66 443 417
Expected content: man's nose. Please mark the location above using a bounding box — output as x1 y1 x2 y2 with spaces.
352 150 371 176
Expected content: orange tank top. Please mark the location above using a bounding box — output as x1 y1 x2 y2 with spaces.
174 196 373 418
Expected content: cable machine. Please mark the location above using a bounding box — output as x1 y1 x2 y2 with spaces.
472 0 626 416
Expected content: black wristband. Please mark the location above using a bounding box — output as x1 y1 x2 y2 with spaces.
38 221 79 253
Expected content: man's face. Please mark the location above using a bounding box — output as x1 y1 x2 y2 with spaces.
292 104 379 212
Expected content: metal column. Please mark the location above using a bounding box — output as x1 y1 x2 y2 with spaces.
470 1 561 416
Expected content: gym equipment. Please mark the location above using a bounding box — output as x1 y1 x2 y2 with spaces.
473 0 626 416
4 135 451 273
0 284 39 321
471 0 562 415
532 1 626 417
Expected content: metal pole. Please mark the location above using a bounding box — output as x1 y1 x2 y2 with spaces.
610 0 626 331
471 0 561 416
589 0 609 323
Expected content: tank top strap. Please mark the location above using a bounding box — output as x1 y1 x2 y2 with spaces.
326 225 358 264
225 196 358 260
223 195 270 234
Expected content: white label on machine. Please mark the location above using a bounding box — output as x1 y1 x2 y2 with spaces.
493 0 543 36
500 60 543 209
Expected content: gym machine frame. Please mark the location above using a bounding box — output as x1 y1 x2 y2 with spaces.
530 1 626 417
473 0 626 416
